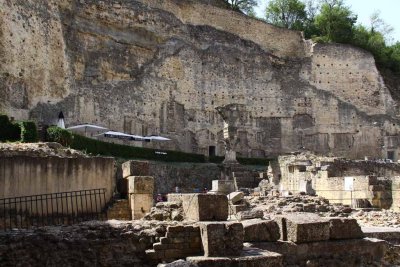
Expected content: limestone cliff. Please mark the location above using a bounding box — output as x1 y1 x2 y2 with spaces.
1 0 400 160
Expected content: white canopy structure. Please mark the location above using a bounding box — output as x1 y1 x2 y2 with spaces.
144 135 171 141
67 124 108 134
98 131 144 141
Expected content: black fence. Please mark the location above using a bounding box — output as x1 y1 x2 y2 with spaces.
0 188 108 231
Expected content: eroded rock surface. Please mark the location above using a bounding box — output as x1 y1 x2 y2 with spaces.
1 0 399 159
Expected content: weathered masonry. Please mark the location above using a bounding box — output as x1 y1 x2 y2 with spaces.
1 0 400 159
275 153 400 211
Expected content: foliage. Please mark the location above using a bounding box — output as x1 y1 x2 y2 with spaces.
262 0 399 74
237 157 270 166
265 0 307 30
313 0 357 43
209 155 269 165
19 121 38 143
224 0 257 14
46 126 73 147
70 134 206 163
0 114 21 142
69 134 271 165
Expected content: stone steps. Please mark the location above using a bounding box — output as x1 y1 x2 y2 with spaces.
186 247 283 267
106 199 131 220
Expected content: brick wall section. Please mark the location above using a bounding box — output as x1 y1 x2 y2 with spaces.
146 225 202 262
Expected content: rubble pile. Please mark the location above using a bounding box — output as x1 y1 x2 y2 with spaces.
244 193 400 228
143 201 184 221
351 209 400 228
0 142 87 158
245 194 349 217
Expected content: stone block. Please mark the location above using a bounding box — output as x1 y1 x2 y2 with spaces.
165 249 183 259
128 175 154 219
122 160 149 178
237 209 263 220
228 191 244 204
187 247 283 267
329 218 364 240
146 249 164 260
275 213 329 243
211 180 235 194
127 176 154 194
199 222 243 257
130 193 153 219
242 219 280 242
229 204 247 215
168 193 228 221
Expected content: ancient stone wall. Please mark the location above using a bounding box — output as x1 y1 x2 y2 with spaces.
149 162 220 194
1 0 400 160
0 155 115 202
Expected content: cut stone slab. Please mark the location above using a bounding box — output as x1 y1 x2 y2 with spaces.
275 213 329 243
329 218 364 240
127 176 154 219
228 191 244 204
229 204 247 215
237 209 264 220
168 193 228 221
122 160 149 178
127 176 154 194
242 219 280 242
250 238 387 266
211 180 235 194
186 246 283 267
199 222 244 257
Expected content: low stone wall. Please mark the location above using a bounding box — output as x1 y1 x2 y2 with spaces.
144 162 220 195
0 221 162 267
0 155 115 209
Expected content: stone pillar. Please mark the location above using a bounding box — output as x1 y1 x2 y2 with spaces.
127 176 154 219
120 160 150 197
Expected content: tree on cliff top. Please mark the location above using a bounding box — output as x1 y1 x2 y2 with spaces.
224 0 258 14
313 0 357 43
265 0 307 30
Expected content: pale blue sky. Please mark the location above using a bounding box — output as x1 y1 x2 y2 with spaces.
255 0 400 43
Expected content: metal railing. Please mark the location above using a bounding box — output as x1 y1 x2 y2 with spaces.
0 188 107 231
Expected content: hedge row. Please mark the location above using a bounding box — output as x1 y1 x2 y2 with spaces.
70 133 206 163
47 126 73 146
44 126 269 165
0 114 38 143
209 155 270 166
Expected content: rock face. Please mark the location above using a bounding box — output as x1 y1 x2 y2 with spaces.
1 0 400 159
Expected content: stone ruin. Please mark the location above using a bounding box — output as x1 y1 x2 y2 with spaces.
273 152 400 211
2 157 399 266
111 158 390 266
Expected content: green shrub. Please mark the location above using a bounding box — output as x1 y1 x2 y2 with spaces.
70 134 206 163
237 157 270 166
19 121 38 142
0 114 21 142
209 156 225 164
47 126 73 146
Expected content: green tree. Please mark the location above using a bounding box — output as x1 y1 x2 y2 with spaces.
265 0 307 30
224 0 258 14
314 0 357 43
369 10 394 43
302 0 321 38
